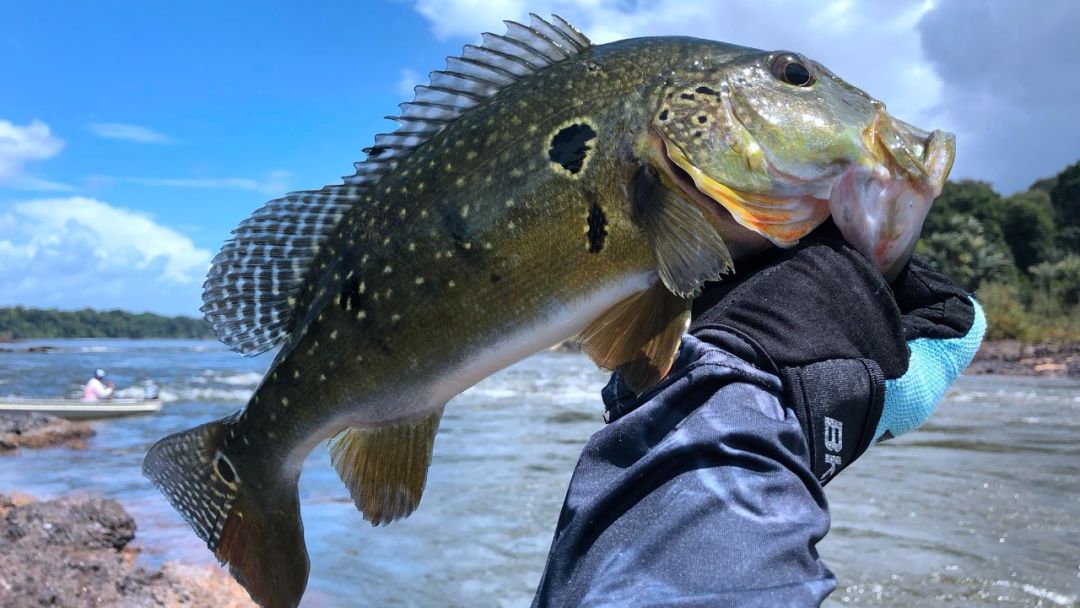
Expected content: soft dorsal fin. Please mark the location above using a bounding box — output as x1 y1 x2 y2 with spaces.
201 185 357 355
202 15 591 355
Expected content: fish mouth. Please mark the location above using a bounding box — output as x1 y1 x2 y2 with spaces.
649 114 955 278
647 128 830 249
829 113 955 278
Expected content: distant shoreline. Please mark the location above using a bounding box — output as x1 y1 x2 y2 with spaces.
0 306 214 340
1 334 1075 378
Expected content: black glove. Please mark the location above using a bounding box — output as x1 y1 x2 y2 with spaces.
689 222 976 483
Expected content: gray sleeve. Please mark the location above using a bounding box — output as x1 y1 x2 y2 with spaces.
533 339 836 607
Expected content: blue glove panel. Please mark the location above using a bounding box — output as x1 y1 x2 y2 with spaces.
874 297 986 440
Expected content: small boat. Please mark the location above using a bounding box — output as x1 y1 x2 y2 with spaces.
0 398 162 420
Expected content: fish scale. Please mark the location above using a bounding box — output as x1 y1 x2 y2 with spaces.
145 14 955 608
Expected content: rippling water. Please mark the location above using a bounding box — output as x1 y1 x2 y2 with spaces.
1 340 1076 607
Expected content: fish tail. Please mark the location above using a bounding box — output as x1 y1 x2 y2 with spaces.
142 417 308 608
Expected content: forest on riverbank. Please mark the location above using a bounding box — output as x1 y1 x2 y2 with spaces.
920 159 1080 342
0 307 213 340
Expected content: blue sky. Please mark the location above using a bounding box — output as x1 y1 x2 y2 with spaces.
1 1 1076 315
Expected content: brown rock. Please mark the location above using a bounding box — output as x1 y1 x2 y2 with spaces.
0 414 94 451
0 494 253 607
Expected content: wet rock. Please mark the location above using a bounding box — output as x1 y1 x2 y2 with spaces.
0 414 94 451
0 494 253 607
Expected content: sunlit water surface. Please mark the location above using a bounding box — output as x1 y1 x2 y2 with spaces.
0 340 1076 607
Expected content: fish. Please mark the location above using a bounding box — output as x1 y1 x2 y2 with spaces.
143 15 954 608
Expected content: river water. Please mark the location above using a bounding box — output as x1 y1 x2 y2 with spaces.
0 339 1076 607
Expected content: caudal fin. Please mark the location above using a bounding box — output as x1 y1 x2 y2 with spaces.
143 417 309 608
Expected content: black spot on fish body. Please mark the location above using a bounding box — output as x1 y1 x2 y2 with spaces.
440 206 473 248
215 454 236 484
697 115 708 123
658 109 669 121
548 123 597 174
340 277 367 313
679 92 695 100
587 200 608 254
694 86 718 97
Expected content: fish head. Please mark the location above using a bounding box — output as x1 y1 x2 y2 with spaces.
647 48 955 277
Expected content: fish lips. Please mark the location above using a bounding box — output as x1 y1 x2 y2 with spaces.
830 115 956 279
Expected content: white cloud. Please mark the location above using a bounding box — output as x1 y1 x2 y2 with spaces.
0 197 212 315
411 1 942 127
100 170 291 196
0 119 69 190
86 122 176 144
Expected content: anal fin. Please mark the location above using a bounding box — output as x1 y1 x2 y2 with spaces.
575 280 691 393
328 408 444 526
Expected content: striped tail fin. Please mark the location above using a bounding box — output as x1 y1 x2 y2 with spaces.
143 417 308 608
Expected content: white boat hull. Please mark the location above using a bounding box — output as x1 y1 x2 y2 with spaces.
0 398 162 420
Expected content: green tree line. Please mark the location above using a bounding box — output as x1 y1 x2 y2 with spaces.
917 160 1080 342
0 307 214 340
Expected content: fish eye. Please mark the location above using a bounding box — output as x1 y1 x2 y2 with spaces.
770 53 814 87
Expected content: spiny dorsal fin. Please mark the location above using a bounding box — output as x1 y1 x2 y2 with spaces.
576 281 692 393
203 14 591 355
344 13 590 185
328 409 444 526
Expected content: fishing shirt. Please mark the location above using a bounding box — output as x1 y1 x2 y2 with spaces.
532 331 835 607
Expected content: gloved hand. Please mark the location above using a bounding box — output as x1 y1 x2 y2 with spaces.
875 256 985 441
687 222 984 483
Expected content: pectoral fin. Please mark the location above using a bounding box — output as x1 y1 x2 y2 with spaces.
576 280 691 393
328 408 443 526
633 165 733 298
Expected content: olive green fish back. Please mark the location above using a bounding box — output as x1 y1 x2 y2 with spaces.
200 14 591 357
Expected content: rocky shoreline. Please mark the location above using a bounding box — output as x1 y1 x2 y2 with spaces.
0 493 252 607
0 414 95 451
968 341 1080 378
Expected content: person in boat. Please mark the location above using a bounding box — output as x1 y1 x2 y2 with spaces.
82 369 115 401
532 224 984 607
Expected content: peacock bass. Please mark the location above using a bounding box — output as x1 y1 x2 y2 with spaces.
144 15 954 608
